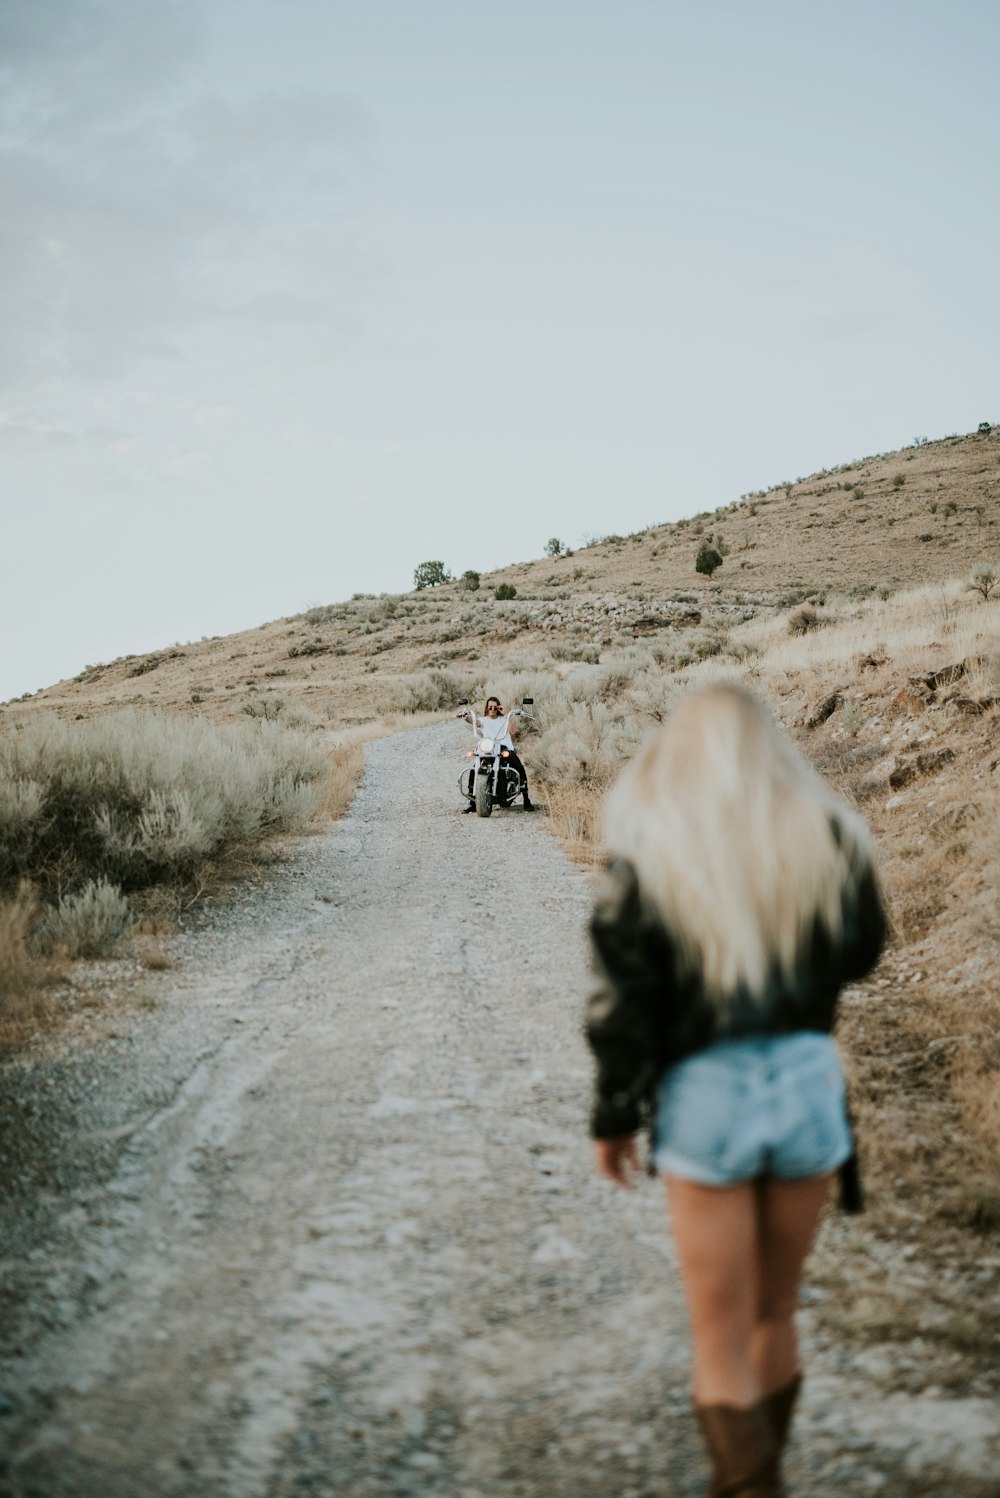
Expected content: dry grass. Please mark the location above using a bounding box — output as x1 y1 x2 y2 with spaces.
534 782 603 867
321 742 366 821
135 936 174 971
735 577 995 678
0 882 64 1052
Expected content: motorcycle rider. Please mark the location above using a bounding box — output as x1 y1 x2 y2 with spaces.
456 695 535 810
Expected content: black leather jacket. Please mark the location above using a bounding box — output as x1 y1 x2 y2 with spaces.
585 855 887 1140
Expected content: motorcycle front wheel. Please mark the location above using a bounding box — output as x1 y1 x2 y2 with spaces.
475 773 493 817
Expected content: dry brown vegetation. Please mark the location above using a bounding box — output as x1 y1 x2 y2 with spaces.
3 425 999 1377
0 883 66 1051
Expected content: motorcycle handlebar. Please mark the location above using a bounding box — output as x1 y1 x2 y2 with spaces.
455 705 531 715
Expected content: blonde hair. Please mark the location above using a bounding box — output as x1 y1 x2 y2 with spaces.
603 683 876 1003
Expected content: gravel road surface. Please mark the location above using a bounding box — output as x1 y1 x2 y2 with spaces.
1 723 997 1497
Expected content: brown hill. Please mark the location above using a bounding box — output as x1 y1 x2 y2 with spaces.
5 425 998 727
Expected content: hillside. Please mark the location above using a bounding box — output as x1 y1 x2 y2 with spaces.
5 426 998 728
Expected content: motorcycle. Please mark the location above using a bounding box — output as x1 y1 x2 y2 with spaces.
455 699 534 817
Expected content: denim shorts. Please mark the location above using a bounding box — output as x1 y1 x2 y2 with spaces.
651 1033 852 1185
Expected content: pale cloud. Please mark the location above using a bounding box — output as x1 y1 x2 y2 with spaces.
0 413 129 452
164 450 210 476
0 2 378 394
0 414 74 450
191 404 235 429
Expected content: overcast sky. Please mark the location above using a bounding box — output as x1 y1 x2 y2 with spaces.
2 0 998 701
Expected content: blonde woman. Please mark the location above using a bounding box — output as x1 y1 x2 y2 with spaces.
586 684 885 1497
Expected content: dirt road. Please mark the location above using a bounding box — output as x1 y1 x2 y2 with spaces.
1 724 997 1497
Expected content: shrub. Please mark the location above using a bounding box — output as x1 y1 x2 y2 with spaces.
243 695 316 731
36 878 132 958
968 567 999 603
459 570 481 592
532 700 645 790
0 710 329 894
413 560 452 590
288 639 329 658
692 627 729 660
304 604 337 625
548 639 600 664
544 538 564 557
840 701 867 738
243 692 285 723
495 583 517 600
978 421 992 435
695 543 723 577
892 474 906 488
377 669 479 714
787 603 818 635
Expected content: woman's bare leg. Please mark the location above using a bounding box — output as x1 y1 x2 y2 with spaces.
667 1171 834 1407
666 1177 759 1406
751 1172 833 1396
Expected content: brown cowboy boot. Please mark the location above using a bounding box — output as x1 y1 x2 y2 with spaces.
695 1401 782 1497
762 1372 802 1455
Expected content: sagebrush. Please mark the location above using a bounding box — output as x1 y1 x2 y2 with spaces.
0 709 329 894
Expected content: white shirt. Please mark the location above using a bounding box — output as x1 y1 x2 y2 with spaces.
477 712 513 749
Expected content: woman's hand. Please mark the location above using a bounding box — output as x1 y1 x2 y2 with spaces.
594 1135 641 1187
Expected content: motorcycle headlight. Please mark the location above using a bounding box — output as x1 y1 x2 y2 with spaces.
477 738 495 754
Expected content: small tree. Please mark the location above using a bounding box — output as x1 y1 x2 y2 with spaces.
459 570 481 591
968 566 998 602
544 537 564 557
413 560 452 590
494 583 517 600
695 542 723 578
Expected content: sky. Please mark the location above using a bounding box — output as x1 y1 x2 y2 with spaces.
2 0 999 701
